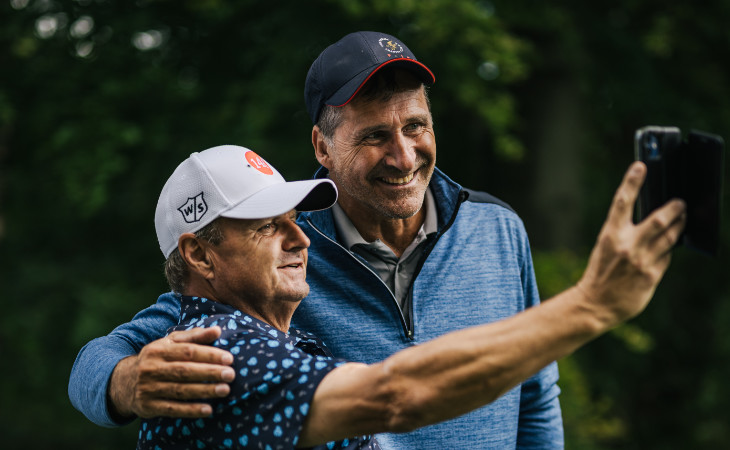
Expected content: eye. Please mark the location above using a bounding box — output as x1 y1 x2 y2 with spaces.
404 122 423 133
360 130 388 144
257 222 277 235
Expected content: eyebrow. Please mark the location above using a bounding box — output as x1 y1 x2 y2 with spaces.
352 113 431 141
235 217 268 231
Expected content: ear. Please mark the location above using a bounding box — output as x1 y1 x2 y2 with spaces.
312 125 333 170
178 233 215 281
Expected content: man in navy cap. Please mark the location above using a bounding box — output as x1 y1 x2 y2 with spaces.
70 32 686 449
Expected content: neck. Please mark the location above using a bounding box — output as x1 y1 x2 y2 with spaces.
233 301 297 333
339 198 426 258
184 282 297 333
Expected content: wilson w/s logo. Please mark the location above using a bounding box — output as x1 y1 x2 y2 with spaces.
178 192 208 223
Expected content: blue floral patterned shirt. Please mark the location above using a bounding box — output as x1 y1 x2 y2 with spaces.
137 296 379 450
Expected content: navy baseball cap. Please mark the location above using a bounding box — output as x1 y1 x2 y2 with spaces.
304 31 436 124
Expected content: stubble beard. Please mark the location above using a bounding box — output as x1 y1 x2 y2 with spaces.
336 163 434 220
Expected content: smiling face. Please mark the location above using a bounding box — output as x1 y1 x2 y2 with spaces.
207 212 311 312
317 78 436 223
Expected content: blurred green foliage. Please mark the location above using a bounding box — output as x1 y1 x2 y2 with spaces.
2 0 730 448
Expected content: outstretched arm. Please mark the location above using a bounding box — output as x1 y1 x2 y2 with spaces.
297 162 686 446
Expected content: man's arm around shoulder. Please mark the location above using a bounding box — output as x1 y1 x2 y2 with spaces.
69 292 235 426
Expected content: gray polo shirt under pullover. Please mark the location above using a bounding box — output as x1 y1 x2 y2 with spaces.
330 187 438 320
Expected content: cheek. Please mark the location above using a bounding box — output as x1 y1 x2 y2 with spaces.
331 146 362 170
233 253 275 282
419 131 437 156
329 150 365 180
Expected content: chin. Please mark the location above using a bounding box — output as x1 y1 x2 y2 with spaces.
287 286 309 302
378 198 425 219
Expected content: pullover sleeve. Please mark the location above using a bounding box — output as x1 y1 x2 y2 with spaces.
517 367 564 448
68 292 181 427
515 227 564 448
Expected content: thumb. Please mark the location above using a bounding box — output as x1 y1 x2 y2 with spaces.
606 162 646 227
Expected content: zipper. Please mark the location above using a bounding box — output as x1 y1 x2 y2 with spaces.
305 189 469 341
404 189 469 339
305 218 411 337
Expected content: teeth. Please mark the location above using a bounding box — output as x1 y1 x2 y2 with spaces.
382 173 414 185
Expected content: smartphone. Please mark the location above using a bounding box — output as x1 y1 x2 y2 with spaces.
634 126 725 256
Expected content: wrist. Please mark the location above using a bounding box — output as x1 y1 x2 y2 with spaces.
572 282 620 334
107 356 138 421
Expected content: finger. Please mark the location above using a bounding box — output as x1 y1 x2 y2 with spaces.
136 399 216 419
654 246 673 275
153 339 233 366
606 162 646 227
169 326 222 344
649 203 687 256
639 199 687 247
141 360 236 383
639 245 675 293
138 379 231 401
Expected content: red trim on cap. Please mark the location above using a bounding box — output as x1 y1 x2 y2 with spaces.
328 58 436 108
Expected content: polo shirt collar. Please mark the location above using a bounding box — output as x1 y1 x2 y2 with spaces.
331 187 438 251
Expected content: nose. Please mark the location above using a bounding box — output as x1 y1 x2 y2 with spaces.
383 132 417 173
282 218 310 251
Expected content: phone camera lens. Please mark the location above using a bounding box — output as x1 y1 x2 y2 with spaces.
645 135 661 160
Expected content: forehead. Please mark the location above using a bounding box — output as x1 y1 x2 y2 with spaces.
340 88 430 128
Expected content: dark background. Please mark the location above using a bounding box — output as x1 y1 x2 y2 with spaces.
2 0 729 448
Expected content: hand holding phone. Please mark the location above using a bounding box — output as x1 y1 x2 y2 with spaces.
634 126 725 256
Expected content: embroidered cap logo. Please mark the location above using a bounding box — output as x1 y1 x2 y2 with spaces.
378 37 404 55
178 192 208 223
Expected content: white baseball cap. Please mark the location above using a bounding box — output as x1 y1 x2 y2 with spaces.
155 145 337 258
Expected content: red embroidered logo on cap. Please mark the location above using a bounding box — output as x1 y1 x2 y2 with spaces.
245 150 274 175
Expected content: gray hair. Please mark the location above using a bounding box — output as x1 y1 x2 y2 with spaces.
163 219 224 293
316 67 431 144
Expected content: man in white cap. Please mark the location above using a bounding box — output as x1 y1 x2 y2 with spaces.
135 144 684 449
71 32 687 449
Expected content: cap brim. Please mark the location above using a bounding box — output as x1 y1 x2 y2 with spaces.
220 178 337 220
326 58 435 108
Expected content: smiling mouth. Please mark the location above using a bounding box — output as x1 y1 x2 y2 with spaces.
381 172 415 185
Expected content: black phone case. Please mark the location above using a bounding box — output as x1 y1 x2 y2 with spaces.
682 130 724 255
634 126 724 256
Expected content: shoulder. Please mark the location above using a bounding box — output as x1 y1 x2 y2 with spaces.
462 188 515 213
175 297 269 340
441 181 531 254
449 181 523 230
430 167 517 220
459 187 523 230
